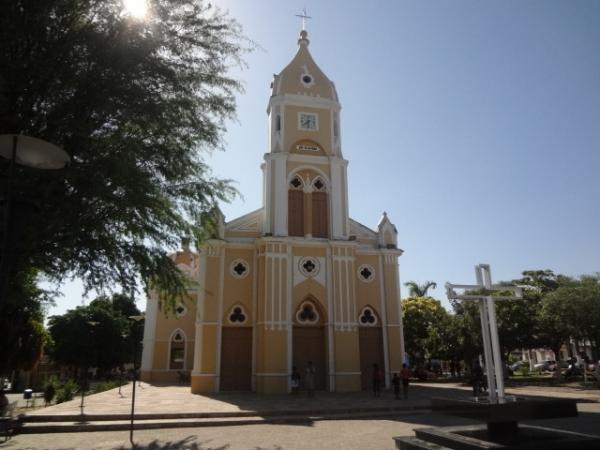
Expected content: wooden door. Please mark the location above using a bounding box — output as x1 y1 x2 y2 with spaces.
311 192 328 238
293 326 326 390
288 190 304 236
220 327 252 391
359 327 384 390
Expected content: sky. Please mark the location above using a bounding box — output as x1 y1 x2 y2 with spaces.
47 0 600 317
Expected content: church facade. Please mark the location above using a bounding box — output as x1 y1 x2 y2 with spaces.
140 30 405 394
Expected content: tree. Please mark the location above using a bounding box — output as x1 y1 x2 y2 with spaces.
401 296 447 364
449 298 482 366
0 0 248 303
48 294 141 374
404 281 437 298
540 275 600 361
0 269 52 383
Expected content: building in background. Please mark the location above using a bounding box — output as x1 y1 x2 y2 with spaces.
140 30 405 394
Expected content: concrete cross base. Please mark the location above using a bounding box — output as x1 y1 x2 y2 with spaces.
394 397 600 449
395 424 600 450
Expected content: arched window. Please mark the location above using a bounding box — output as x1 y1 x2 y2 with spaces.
295 300 320 325
358 306 379 327
169 329 186 370
288 176 304 237
227 304 248 325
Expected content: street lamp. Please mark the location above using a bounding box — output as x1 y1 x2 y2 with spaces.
0 134 70 301
80 320 99 414
128 314 144 446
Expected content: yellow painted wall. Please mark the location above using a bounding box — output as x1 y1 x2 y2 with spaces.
284 105 332 153
334 330 360 372
191 375 216 394
203 255 221 322
293 279 327 317
222 248 255 322
287 162 330 180
354 255 382 317
201 325 218 374
261 329 288 372
387 327 403 373
335 375 361 392
256 376 288 394
153 342 168 370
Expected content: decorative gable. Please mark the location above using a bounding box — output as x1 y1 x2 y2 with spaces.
225 208 263 235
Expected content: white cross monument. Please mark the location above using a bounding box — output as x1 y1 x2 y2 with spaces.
445 264 523 403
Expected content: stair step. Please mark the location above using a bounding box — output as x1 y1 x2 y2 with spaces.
17 409 431 434
394 436 453 450
22 404 430 422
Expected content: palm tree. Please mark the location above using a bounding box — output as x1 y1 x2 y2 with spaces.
404 280 437 297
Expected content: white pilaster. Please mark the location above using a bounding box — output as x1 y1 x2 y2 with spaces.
378 254 391 388
262 162 270 234
287 243 293 392
141 291 159 371
329 158 349 239
215 245 225 391
272 154 288 236
192 248 208 376
326 245 335 391
251 249 258 392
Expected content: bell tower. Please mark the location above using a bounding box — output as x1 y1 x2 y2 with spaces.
262 30 349 239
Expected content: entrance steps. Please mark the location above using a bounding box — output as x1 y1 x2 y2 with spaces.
18 405 430 434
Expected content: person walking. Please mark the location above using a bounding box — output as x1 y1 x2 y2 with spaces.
471 360 485 400
392 373 401 399
305 361 316 397
400 364 412 399
372 363 383 397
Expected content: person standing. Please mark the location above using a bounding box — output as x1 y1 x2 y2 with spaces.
0 389 8 417
372 363 383 397
392 373 401 399
400 364 412 399
305 361 316 397
290 366 300 394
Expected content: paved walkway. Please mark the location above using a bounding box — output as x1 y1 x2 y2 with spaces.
8 403 600 450
21 381 600 418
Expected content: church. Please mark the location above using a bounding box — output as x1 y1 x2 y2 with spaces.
140 29 405 394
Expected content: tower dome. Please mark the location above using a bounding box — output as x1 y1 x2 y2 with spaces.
271 30 339 102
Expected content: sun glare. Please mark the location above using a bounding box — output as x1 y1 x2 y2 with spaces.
124 0 148 19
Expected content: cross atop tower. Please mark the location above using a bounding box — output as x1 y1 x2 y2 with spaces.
295 8 312 31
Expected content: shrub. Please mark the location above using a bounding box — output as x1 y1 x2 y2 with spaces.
43 379 57 406
55 378 77 404
93 381 120 394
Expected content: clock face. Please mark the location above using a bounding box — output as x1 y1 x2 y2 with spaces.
299 113 317 131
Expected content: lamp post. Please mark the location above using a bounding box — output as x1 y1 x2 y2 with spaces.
128 314 144 446
0 134 70 301
80 320 99 414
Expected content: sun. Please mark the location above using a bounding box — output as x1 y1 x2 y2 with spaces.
123 0 148 19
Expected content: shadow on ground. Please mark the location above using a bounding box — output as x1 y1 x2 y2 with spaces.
119 436 281 450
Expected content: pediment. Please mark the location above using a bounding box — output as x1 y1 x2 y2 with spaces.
349 218 377 240
225 208 263 233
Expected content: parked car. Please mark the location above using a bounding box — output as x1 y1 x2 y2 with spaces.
510 361 526 372
507 361 526 376
533 360 557 372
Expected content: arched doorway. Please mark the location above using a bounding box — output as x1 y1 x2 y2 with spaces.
220 305 252 391
358 306 385 390
292 299 327 391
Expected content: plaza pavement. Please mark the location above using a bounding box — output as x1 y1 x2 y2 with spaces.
4 381 599 449
21 380 600 418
